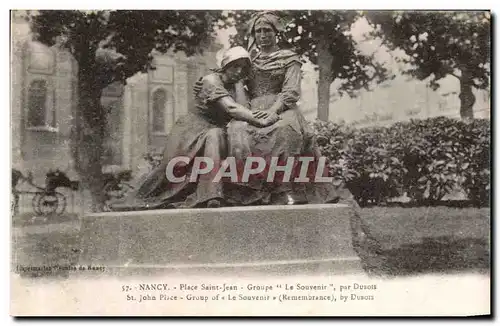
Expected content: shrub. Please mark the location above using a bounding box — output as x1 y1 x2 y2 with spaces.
399 117 468 203
313 116 491 207
314 121 405 206
461 119 491 206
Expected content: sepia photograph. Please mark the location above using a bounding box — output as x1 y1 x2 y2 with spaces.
9 7 491 316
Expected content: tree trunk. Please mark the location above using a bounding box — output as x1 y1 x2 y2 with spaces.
316 40 334 121
74 70 107 213
459 68 476 119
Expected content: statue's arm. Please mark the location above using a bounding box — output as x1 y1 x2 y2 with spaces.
233 80 251 107
215 96 279 128
196 74 278 127
215 96 265 127
269 62 302 115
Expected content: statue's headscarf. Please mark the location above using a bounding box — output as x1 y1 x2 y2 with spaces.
245 11 301 71
246 11 286 54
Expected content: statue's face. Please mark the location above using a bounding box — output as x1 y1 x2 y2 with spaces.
223 59 250 83
254 20 277 49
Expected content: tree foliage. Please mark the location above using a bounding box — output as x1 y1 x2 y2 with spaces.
365 11 491 119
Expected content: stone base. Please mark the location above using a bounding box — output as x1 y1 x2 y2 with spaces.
78 204 362 275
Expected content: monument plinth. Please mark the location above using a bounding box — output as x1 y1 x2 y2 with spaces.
78 204 363 275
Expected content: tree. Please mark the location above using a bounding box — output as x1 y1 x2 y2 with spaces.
225 10 390 121
366 11 491 119
29 10 224 212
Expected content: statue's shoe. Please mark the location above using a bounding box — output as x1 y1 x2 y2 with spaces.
271 192 308 205
207 199 222 208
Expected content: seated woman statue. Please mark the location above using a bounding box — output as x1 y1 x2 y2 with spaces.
109 46 279 211
222 11 354 206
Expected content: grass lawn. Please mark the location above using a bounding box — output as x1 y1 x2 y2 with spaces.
12 229 81 278
358 206 490 249
12 212 79 228
11 212 81 278
356 206 490 276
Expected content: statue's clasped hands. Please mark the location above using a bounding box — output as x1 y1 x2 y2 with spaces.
253 110 281 127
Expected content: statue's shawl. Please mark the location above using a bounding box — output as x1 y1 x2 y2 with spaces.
251 49 302 71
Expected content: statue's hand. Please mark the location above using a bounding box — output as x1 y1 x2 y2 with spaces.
258 112 281 127
252 110 269 119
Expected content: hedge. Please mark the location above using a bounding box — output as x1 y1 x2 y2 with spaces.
143 116 491 208
313 116 490 207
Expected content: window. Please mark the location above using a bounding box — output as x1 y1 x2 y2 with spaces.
151 88 174 134
26 79 56 129
27 79 48 127
152 89 166 133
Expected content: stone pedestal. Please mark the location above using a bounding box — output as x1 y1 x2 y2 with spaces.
79 204 362 275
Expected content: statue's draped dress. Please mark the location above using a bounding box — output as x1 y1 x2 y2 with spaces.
224 49 354 205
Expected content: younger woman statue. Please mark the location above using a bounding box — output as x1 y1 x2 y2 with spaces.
110 46 279 211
